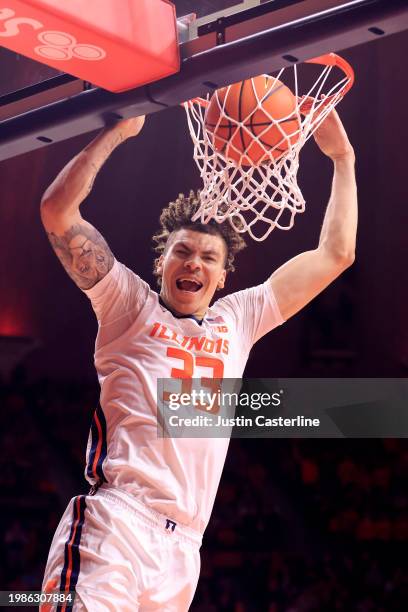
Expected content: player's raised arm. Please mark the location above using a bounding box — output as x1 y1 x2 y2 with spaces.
40 116 145 290
269 109 357 321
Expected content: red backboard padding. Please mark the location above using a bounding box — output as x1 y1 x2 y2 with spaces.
0 0 180 92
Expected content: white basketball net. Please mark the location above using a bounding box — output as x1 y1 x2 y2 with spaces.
184 54 354 241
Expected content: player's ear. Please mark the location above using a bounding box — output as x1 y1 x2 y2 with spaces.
217 269 226 289
155 255 164 277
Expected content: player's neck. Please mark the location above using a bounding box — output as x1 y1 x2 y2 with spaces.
158 295 205 324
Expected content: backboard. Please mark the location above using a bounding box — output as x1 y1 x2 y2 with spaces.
0 46 60 97
0 0 407 161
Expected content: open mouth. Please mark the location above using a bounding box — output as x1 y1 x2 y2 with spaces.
176 278 203 293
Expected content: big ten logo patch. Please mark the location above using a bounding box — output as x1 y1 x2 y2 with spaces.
0 7 106 61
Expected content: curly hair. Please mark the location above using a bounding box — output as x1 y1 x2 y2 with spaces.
152 191 246 286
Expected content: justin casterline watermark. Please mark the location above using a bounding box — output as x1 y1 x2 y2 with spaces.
165 389 320 429
158 378 408 438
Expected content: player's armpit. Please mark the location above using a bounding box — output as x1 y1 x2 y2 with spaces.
269 246 353 321
41 209 114 290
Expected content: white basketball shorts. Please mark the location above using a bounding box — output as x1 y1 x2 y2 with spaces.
41 485 202 611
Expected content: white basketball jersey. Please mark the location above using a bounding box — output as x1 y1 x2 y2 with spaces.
83 260 284 534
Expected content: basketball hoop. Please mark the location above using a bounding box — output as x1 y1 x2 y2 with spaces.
184 53 354 241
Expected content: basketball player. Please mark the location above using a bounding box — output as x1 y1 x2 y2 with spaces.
40 109 357 610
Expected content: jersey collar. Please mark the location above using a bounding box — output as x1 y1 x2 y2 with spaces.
158 296 204 326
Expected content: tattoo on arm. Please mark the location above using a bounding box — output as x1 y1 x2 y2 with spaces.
47 223 115 290
83 162 99 198
82 131 127 197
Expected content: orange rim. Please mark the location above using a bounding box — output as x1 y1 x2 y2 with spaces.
184 52 354 108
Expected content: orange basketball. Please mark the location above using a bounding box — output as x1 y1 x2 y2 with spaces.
205 76 300 165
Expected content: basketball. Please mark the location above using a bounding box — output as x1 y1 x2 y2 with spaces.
205 76 301 165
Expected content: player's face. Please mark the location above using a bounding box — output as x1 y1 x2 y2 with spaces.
157 229 227 318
